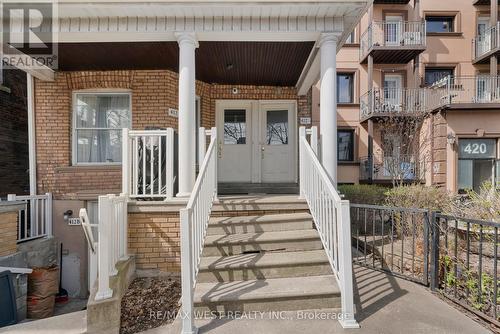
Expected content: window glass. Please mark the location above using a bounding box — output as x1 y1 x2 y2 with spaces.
458 139 496 159
458 159 473 192
224 110 246 144
266 110 288 145
426 16 454 33
425 68 454 86
74 93 130 164
337 73 354 104
338 130 354 162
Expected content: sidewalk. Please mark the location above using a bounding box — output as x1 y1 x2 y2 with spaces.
147 265 492 334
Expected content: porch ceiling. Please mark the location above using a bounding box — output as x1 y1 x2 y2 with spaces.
58 41 314 86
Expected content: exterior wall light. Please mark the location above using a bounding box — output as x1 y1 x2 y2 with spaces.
63 210 73 221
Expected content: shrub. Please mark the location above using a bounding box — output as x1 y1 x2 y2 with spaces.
449 182 500 222
338 184 387 205
385 184 452 211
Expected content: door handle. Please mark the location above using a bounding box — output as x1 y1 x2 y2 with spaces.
261 145 265 159
218 141 222 158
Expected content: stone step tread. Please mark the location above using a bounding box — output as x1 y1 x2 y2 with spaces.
215 195 306 205
209 213 312 225
199 250 328 270
194 275 340 303
204 229 319 245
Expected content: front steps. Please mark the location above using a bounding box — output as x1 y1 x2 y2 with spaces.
193 196 341 313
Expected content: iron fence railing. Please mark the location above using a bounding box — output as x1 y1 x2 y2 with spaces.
432 213 499 327
350 203 499 327
351 204 431 285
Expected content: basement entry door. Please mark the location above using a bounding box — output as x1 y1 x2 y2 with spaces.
216 100 296 183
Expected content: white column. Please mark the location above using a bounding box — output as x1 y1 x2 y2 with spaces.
27 74 37 195
176 32 199 197
319 33 338 186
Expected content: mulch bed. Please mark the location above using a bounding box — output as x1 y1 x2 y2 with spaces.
120 276 181 334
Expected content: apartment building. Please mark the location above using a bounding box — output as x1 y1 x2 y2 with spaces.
313 0 500 193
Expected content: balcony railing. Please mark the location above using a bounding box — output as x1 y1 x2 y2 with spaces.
360 21 426 61
473 22 500 61
360 76 500 121
359 88 431 120
359 155 426 182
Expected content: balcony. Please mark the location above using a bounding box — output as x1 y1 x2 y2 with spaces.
359 88 430 122
360 21 426 64
359 155 426 184
473 22 500 64
473 0 500 5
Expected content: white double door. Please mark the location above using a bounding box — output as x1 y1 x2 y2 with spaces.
216 100 296 183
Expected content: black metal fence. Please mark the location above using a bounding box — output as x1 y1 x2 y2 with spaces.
351 204 499 327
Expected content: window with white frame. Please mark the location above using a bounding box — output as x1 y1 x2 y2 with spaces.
73 92 131 164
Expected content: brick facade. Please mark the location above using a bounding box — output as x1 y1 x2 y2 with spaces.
128 208 309 272
35 69 311 199
432 112 447 187
0 70 29 196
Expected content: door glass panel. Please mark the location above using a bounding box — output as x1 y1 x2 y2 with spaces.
224 110 246 144
266 110 288 145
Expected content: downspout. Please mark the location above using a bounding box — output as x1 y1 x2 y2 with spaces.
27 74 37 195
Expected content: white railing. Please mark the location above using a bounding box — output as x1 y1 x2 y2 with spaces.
360 20 426 60
79 194 128 301
7 193 52 243
122 128 175 199
298 126 358 329
474 22 499 59
180 127 217 334
360 88 429 120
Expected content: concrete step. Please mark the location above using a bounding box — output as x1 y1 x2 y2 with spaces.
197 250 331 282
206 213 314 235
218 183 299 195
212 195 308 212
202 230 322 256
194 275 340 312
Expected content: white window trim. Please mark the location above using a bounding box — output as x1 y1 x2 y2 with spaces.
72 90 132 166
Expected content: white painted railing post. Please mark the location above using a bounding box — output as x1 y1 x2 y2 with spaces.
211 127 217 200
96 195 113 301
122 128 130 197
299 127 306 199
337 199 358 328
45 193 52 236
180 208 196 334
198 127 206 167
166 128 175 199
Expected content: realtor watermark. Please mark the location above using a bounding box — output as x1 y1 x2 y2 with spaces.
1 0 58 71
149 310 354 321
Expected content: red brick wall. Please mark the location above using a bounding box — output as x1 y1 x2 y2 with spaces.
35 69 310 199
0 70 29 196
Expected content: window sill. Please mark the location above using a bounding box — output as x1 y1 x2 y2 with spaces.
426 32 463 37
56 165 122 173
342 43 360 48
337 103 360 107
338 161 360 166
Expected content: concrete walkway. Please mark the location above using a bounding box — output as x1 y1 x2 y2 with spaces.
0 310 86 334
147 265 492 334
0 265 491 334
